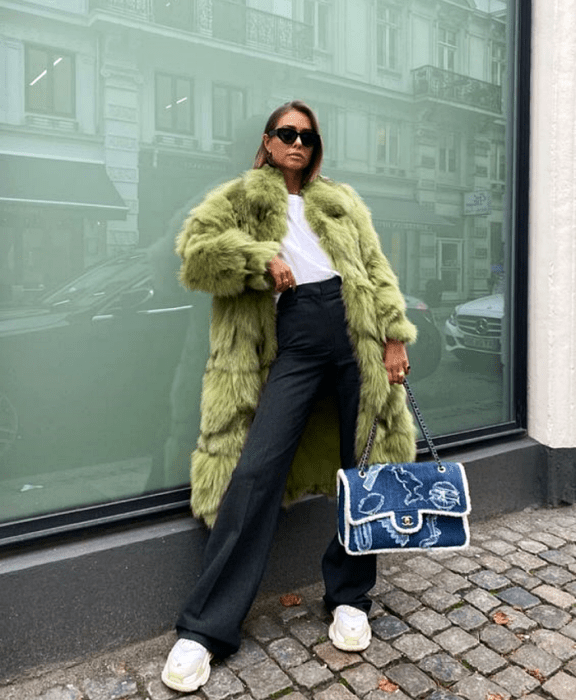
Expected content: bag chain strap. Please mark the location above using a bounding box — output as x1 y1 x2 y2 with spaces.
357 378 444 475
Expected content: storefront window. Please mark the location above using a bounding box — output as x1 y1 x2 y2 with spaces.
0 0 519 534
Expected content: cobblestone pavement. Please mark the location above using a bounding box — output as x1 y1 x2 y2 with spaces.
6 505 576 700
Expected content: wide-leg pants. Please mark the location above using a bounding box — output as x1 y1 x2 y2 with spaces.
176 277 377 658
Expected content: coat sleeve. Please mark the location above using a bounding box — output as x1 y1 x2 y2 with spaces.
343 184 418 344
175 179 281 296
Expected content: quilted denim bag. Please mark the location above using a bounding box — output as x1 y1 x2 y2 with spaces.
337 380 471 555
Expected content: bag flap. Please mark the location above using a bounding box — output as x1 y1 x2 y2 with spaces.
337 461 471 534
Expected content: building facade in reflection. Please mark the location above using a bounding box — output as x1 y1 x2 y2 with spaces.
1 0 508 304
0 0 514 524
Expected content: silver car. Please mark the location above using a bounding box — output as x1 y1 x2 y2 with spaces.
444 293 504 361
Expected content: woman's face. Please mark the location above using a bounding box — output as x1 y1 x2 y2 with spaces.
263 109 315 178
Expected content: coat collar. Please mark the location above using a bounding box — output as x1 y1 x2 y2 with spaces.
242 166 352 220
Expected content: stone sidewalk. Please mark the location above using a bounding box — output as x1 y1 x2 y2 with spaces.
5 504 576 700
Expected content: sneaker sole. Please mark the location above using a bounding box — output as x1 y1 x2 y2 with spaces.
161 656 211 693
328 620 371 652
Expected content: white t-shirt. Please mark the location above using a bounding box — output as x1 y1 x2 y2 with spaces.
278 194 340 287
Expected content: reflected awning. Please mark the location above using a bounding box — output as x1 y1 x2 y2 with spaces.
362 196 452 229
0 154 128 220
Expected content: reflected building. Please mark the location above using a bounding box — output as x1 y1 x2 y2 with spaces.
1 0 507 304
0 0 513 519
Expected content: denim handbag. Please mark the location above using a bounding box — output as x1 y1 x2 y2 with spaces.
337 380 471 555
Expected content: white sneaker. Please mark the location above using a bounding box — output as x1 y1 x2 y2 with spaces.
329 604 372 652
161 638 213 692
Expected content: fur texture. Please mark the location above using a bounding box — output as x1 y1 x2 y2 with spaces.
176 166 418 526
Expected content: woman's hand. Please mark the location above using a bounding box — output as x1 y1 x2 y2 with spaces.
384 339 411 385
268 255 296 293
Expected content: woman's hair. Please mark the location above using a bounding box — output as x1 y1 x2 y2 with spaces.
253 100 324 184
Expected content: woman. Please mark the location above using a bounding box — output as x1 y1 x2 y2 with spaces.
162 101 416 693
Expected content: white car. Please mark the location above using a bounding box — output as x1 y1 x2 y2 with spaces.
444 293 504 361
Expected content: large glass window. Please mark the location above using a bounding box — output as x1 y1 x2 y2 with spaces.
25 45 75 117
1 0 521 537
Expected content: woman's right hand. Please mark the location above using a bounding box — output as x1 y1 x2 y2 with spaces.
268 255 296 293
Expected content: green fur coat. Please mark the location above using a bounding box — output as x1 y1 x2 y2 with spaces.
176 165 418 527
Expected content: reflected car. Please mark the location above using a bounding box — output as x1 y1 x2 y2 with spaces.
0 253 441 491
404 294 442 381
444 293 504 361
0 250 211 489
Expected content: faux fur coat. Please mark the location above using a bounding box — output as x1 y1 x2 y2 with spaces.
176 165 418 527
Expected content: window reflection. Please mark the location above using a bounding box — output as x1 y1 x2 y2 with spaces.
1 0 515 523
156 73 194 134
376 121 400 167
438 26 457 71
376 3 400 71
25 46 74 117
213 85 245 142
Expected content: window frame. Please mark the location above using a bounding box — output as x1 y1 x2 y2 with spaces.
304 0 331 51
491 141 506 182
314 102 337 163
437 25 457 72
155 72 195 136
491 41 506 86
376 1 401 71
212 84 246 142
0 0 532 549
25 44 76 118
375 119 401 167
438 131 458 175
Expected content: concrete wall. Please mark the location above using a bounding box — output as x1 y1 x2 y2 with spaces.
529 0 576 450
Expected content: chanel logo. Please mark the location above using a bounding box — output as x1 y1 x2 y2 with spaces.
401 515 414 527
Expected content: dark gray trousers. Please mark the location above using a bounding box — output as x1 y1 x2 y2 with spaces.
176 277 376 657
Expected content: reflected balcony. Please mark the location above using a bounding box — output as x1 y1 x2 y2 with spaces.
90 0 151 18
211 0 314 61
412 65 502 114
90 0 314 62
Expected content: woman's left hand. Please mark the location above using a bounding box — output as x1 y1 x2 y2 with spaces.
384 339 411 385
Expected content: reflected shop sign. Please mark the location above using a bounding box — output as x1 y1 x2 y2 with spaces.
464 190 492 216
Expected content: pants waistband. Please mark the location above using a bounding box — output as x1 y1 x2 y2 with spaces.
279 276 342 302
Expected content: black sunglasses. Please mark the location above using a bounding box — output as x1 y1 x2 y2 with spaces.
268 127 320 148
